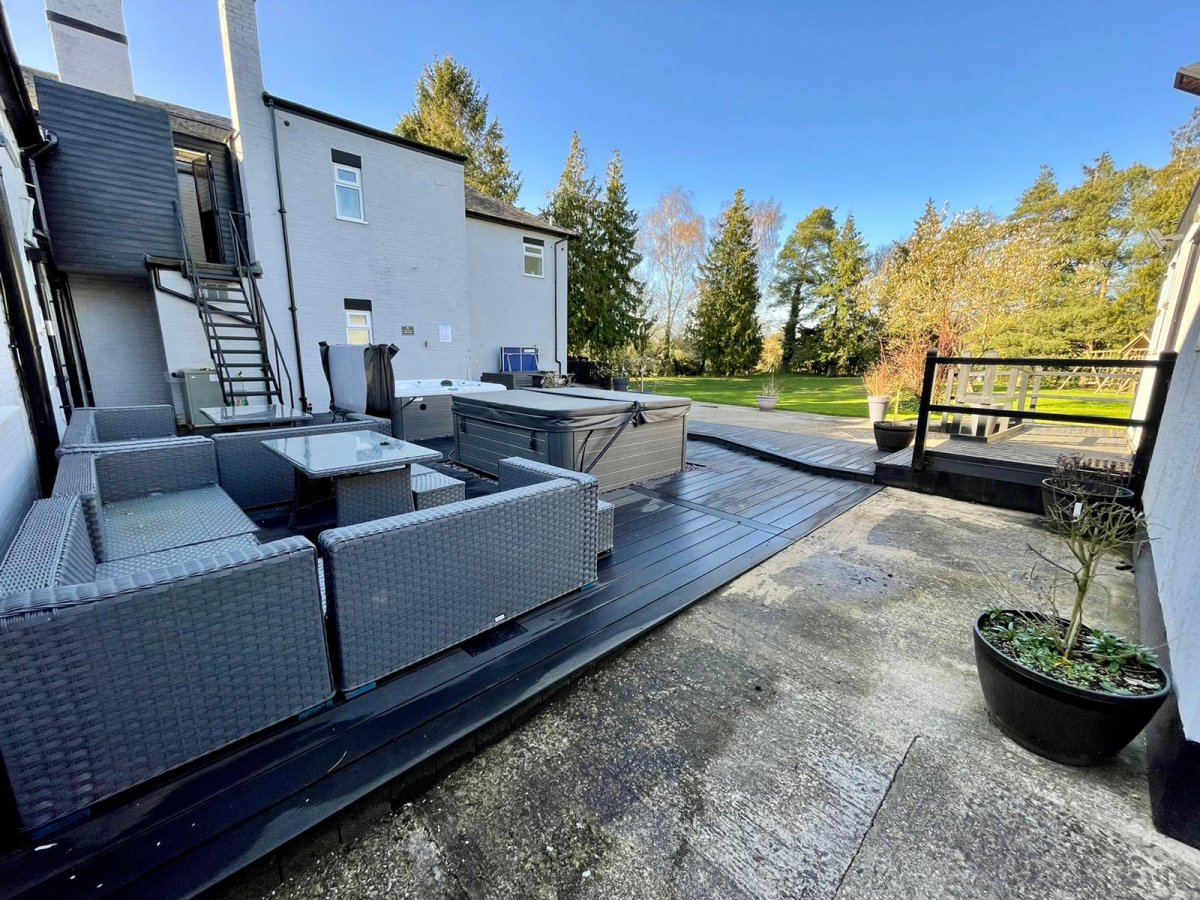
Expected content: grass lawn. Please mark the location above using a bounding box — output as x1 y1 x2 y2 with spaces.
640 374 1135 421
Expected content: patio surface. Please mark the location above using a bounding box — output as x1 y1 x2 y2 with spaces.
234 489 1200 899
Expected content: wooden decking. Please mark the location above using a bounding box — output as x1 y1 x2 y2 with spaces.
686 421 1134 514
0 442 879 899
687 420 888 479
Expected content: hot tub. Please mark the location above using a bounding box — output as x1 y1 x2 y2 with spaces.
393 379 507 440
452 388 690 491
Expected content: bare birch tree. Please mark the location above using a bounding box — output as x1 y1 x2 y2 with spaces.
638 188 706 370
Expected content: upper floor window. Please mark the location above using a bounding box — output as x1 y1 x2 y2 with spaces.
334 164 364 222
332 150 365 223
523 237 544 278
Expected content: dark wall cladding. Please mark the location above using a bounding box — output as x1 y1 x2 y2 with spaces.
34 76 183 274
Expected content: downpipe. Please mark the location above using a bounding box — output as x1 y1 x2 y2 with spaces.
266 96 308 410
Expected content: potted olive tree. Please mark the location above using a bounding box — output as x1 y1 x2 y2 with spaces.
757 375 780 411
974 498 1169 765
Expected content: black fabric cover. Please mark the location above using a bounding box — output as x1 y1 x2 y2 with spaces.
363 344 398 417
319 342 398 416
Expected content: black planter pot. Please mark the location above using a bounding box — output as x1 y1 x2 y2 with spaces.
872 421 916 452
610 377 630 392
1040 479 1135 519
974 611 1170 766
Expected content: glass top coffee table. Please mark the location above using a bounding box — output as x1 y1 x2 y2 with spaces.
200 404 313 428
261 429 442 526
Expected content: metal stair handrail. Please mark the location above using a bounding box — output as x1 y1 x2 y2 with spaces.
225 211 295 409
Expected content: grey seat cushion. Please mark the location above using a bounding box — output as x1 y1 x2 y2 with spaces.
98 486 258 562
94 534 261 579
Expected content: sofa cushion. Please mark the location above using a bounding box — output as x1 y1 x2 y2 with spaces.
97 485 258 563
94 533 261 579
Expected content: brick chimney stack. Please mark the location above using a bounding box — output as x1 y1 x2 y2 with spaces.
45 0 136 100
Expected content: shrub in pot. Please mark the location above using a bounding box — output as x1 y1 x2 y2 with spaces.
975 498 1169 765
1041 454 1134 524
862 363 891 425
757 374 780 411
872 391 916 452
863 359 917 451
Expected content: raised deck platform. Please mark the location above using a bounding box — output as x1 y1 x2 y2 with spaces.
0 442 878 899
687 421 1134 513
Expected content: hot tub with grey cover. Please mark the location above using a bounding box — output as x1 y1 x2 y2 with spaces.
452 387 690 491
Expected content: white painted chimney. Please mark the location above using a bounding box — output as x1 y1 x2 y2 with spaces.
45 0 136 100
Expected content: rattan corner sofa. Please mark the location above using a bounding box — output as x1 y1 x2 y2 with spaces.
0 402 610 833
0 494 331 832
321 458 606 693
57 404 178 457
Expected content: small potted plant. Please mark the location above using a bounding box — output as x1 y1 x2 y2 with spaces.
862 363 892 425
1041 454 1135 523
974 498 1169 765
871 385 916 451
757 374 780 411
610 356 630 392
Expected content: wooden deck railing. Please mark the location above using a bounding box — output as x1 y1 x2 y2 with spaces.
911 350 1178 497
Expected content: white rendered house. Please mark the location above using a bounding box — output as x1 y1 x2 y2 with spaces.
26 0 571 418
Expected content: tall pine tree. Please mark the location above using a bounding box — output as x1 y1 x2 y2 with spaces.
396 55 522 202
821 214 876 374
772 207 836 371
694 189 763 375
591 151 643 361
542 134 600 358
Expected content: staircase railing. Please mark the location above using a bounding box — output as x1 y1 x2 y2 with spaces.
174 200 239 404
226 211 295 409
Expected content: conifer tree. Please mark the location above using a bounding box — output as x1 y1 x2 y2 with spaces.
694 188 763 375
396 55 522 202
821 214 876 374
590 151 643 360
772 207 836 371
542 134 600 357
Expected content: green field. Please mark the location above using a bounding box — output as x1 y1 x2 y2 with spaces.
640 374 1134 420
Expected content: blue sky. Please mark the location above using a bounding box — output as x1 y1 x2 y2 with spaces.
7 1 1199 248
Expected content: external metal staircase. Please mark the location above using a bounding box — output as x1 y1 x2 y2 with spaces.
190 270 283 406
170 204 294 408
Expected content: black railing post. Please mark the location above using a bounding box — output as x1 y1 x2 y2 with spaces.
1129 351 1177 498
911 349 938 470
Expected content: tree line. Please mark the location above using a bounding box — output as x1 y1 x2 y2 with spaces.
396 55 1200 378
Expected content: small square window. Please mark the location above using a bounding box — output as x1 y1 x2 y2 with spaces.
334 163 365 222
523 239 544 278
346 309 372 344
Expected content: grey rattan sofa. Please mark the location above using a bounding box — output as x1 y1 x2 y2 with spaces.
0 496 332 832
51 437 257 561
321 458 602 692
57 404 178 457
211 419 390 510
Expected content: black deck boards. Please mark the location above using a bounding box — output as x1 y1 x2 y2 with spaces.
0 440 879 900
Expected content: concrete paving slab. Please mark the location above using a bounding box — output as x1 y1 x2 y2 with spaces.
240 489 1200 900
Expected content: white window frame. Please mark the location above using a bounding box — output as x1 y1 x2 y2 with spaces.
523 239 544 278
333 163 366 223
345 308 373 344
